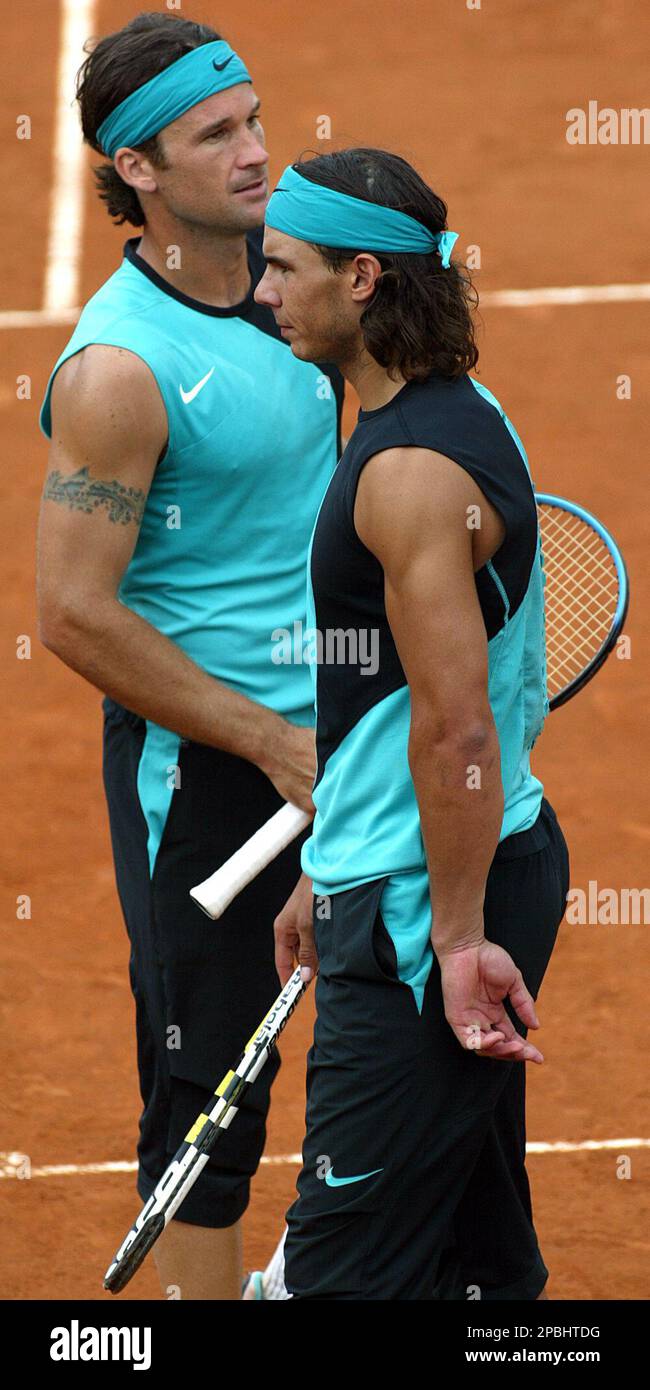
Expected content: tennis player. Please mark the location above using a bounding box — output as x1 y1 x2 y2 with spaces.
254 150 571 1300
36 14 343 1300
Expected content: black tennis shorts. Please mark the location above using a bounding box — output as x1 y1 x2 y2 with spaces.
102 696 305 1229
284 797 570 1299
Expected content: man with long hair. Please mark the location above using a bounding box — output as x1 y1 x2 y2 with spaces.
37 14 342 1300
255 150 570 1300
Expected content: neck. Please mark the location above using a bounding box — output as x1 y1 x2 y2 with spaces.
338 342 407 412
136 213 252 308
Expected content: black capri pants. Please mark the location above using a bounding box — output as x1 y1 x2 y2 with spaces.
102 696 305 1229
285 797 570 1299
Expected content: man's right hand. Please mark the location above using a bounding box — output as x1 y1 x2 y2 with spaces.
274 872 318 985
262 720 316 813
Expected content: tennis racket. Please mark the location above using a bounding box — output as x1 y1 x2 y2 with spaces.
536 493 629 708
103 966 307 1294
190 802 312 919
104 492 628 1292
191 493 629 919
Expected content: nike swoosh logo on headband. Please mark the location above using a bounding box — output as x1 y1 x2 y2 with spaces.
212 55 234 72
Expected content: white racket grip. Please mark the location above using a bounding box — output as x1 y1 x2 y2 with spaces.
190 803 312 919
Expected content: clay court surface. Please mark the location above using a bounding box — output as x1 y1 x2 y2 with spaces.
1 0 648 1300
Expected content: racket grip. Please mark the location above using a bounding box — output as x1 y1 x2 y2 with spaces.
190 803 312 919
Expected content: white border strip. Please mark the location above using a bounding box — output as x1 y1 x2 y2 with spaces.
1 1140 648 1179
0 307 81 329
42 0 96 312
3 283 650 331
526 1137 650 1154
483 283 650 307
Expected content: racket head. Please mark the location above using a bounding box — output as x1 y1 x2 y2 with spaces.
536 493 629 710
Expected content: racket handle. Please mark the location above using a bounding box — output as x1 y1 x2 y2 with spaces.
190 803 312 919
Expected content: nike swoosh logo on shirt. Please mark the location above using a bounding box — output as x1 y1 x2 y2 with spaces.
179 367 215 404
213 55 234 72
324 1167 383 1188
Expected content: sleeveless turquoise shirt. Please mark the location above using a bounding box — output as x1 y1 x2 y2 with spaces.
41 232 343 872
300 373 548 1007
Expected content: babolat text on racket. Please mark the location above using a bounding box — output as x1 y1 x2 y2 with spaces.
103 967 308 1294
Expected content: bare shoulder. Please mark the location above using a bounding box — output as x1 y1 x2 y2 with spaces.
356 446 478 535
356 445 505 573
50 343 167 459
43 346 168 528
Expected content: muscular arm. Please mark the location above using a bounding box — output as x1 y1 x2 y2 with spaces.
37 345 314 810
354 446 504 955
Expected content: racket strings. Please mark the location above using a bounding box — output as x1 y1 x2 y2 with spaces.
545 565 615 669
543 569 616 656
544 525 618 621
538 506 619 700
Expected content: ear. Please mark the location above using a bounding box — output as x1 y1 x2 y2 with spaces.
349 252 383 305
113 147 159 196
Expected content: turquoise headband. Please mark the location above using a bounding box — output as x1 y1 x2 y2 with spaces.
266 164 459 267
96 40 252 158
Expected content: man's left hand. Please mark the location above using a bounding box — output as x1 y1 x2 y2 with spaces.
438 940 543 1063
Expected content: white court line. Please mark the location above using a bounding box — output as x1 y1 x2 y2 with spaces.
0 307 81 330
3 282 650 331
1 1140 648 1179
483 283 650 307
525 1138 650 1154
42 0 96 313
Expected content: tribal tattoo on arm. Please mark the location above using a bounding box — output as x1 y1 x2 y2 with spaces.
43 466 146 525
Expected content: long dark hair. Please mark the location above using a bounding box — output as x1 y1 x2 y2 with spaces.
295 149 478 382
76 11 222 226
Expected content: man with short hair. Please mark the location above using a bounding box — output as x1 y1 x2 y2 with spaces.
255 149 570 1300
37 14 343 1300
